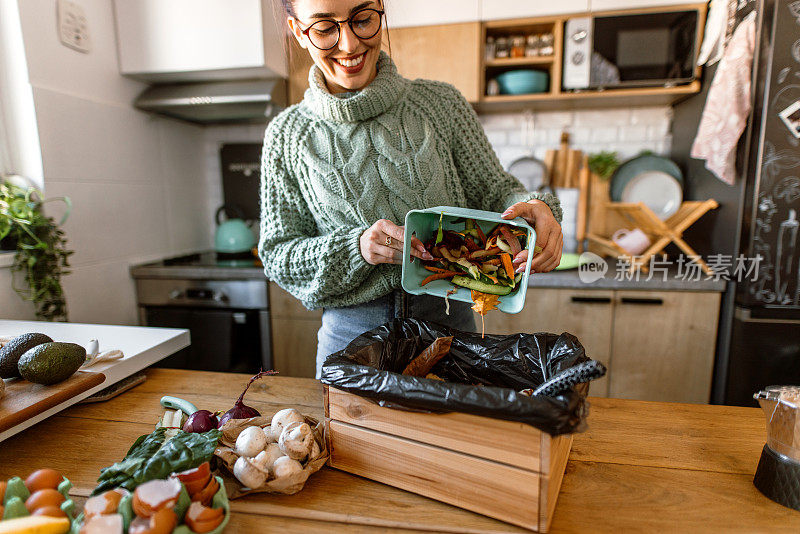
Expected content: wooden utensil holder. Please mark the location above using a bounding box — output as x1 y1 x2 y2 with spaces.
587 200 718 274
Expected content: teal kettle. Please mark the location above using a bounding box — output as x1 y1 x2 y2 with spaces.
215 205 256 255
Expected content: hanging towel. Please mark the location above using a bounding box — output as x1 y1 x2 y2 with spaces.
691 12 756 185
697 0 731 67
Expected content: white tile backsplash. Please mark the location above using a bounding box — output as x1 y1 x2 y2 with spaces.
480 106 674 171
34 88 162 185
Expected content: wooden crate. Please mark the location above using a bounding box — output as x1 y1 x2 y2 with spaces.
324 386 573 532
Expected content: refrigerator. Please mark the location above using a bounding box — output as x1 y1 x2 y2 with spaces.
671 0 800 406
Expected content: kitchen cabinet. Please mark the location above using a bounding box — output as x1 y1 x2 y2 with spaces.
479 0 589 21
608 290 720 404
485 288 720 403
483 289 614 397
389 22 482 103
113 0 286 81
268 282 321 379
385 0 480 28
287 23 483 105
590 0 701 12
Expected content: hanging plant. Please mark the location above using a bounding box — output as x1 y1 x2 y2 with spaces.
0 180 73 321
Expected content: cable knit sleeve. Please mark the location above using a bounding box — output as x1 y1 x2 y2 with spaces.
258 123 373 309
443 84 562 224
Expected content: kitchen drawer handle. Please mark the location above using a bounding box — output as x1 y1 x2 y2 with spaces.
570 296 612 304
620 297 664 305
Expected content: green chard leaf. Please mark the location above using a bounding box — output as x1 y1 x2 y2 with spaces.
91 428 221 495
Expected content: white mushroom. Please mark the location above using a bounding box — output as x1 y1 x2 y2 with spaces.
278 421 314 460
235 425 267 457
233 456 268 488
269 408 305 441
262 426 277 444
262 442 286 476
272 456 303 479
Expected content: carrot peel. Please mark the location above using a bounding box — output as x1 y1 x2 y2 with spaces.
501 253 515 280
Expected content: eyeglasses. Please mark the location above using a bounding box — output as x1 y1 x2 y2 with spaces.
299 8 384 51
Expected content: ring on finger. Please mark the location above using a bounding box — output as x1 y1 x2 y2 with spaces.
385 236 392 246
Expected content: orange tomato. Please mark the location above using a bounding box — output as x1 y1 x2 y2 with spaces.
25 488 65 511
0 481 6 502
24 469 63 493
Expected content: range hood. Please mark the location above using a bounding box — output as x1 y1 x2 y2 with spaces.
134 79 287 124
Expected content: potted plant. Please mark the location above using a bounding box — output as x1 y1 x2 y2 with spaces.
0 179 73 321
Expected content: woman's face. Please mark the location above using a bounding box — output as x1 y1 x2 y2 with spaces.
288 0 383 94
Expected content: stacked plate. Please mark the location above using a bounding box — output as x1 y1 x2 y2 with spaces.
610 155 684 220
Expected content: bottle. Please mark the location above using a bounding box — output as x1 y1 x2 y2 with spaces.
485 36 496 61
539 32 554 56
510 35 526 58
495 36 509 58
526 34 541 56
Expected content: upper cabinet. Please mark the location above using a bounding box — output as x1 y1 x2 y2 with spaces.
479 0 589 21
385 0 481 28
113 0 286 82
590 0 701 11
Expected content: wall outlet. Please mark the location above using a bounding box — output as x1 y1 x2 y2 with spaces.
57 0 92 53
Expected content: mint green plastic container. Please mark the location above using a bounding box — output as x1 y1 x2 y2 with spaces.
402 206 535 314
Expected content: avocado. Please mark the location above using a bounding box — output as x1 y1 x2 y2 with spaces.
0 332 53 378
17 342 86 385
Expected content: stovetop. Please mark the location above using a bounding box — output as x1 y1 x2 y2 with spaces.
160 251 262 269
130 251 266 281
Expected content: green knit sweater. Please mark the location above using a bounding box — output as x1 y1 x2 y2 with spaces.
259 52 561 310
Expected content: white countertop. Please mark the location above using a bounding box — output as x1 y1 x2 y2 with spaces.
0 320 189 441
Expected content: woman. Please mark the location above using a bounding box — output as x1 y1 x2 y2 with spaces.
260 0 564 376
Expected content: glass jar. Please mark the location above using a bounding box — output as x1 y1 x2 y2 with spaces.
486 78 500 96
510 35 526 58
539 32 554 56
494 36 509 59
526 34 541 56
485 36 496 61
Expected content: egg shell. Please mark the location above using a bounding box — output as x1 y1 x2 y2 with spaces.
25 488 65 512
31 505 67 518
24 469 63 493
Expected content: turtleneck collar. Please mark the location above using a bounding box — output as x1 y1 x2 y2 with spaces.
303 51 408 123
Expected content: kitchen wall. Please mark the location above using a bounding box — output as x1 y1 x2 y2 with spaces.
203 124 267 239
1 0 215 325
480 106 674 170
0 257 35 320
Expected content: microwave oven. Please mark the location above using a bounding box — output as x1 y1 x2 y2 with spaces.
563 8 701 91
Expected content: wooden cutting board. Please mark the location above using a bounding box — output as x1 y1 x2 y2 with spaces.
0 371 106 433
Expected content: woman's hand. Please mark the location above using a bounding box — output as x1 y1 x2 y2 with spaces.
360 219 433 266
501 200 563 273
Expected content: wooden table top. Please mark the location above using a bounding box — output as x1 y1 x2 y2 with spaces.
0 368 797 533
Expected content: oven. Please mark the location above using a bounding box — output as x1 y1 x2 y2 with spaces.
562 6 702 91
133 266 271 373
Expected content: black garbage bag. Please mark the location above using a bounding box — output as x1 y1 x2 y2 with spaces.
321 318 600 435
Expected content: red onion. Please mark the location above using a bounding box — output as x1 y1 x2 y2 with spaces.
182 410 218 433
217 370 277 428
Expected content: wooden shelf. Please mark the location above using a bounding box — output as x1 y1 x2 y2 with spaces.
485 56 554 67
476 81 702 112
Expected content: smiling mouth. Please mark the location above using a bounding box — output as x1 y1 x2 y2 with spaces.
333 53 365 68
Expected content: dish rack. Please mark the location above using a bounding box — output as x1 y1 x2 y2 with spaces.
587 200 718 274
